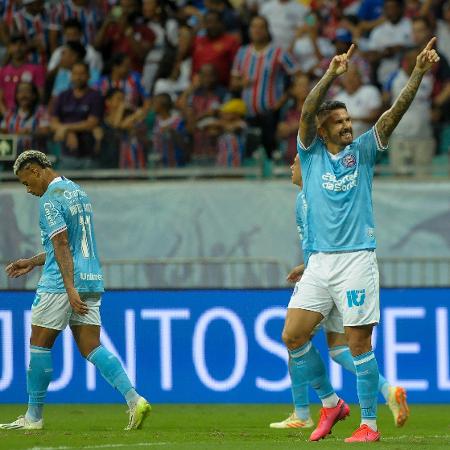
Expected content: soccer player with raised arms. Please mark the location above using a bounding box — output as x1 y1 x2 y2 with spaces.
282 39 439 442
270 154 409 431
1 150 151 431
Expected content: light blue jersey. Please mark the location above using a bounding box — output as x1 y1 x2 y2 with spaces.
37 176 104 293
297 127 386 252
295 190 311 267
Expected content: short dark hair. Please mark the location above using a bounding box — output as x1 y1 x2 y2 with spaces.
317 100 347 118
65 40 86 61
9 33 26 44
105 88 124 101
385 0 404 7
63 18 83 31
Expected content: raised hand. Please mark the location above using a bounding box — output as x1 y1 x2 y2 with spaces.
416 37 440 72
328 44 356 77
5 259 34 278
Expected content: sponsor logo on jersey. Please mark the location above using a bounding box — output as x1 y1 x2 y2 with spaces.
341 153 357 168
322 170 358 192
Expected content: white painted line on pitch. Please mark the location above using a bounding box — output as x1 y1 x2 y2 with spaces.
381 434 450 441
29 443 170 450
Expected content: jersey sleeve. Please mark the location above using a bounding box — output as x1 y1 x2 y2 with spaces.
354 126 388 166
297 131 318 152
40 196 67 239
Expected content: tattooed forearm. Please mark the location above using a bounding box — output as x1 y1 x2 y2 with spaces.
29 252 46 267
376 68 425 146
52 231 75 290
299 71 336 147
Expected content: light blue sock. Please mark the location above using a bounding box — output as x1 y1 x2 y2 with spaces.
26 345 53 422
329 345 356 374
87 345 138 405
379 374 390 401
288 356 310 420
330 345 390 401
289 341 336 406
354 351 379 427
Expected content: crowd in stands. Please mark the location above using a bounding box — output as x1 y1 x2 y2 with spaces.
0 0 450 175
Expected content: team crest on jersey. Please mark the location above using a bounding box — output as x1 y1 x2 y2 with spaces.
341 153 357 168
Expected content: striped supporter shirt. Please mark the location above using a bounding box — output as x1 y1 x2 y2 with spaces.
232 44 299 116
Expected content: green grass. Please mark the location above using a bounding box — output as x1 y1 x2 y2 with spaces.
0 404 449 450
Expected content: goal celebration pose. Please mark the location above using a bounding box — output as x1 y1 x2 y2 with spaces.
280 38 439 442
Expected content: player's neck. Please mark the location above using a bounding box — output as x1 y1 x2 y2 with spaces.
42 170 60 193
325 142 346 155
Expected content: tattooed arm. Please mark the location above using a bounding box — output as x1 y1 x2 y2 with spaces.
299 44 356 148
52 230 89 315
375 37 440 147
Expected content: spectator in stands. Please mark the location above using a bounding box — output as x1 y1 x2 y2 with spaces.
317 29 371 84
142 0 179 94
95 88 148 169
292 11 334 76
231 15 300 158
0 81 50 154
52 0 102 46
437 1 450 64
277 73 310 163
260 0 308 50
50 61 103 169
411 15 450 158
356 0 385 36
0 34 46 115
94 0 155 72
333 65 382 138
385 50 435 176
366 0 413 86
11 0 58 64
96 53 147 110
411 16 450 103
180 63 228 161
215 98 248 167
0 0 17 32
51 41 100 98
204 0 242 36
48 18 103 76
191 10 240 86
150 92 189 167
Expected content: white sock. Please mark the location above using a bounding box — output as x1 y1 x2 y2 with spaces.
361 419 377 431
321 393 339 408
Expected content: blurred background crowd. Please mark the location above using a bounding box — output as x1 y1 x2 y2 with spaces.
0 0 449 175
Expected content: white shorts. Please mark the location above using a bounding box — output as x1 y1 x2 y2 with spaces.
322 306 345 334
288 250 380 327
31 292 102 331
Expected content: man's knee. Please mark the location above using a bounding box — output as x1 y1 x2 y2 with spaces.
282 328 310 350
345 325 374 356
30 325 59 348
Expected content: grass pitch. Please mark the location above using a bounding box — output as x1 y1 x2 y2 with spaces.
0 404 448 450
